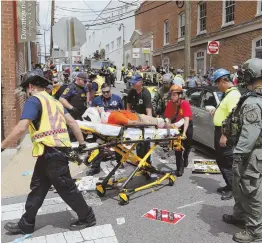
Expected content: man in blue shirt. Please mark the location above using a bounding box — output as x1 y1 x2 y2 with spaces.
87 83 124 176
91 83 124 111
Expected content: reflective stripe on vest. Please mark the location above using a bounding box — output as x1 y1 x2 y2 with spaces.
29 91 71 157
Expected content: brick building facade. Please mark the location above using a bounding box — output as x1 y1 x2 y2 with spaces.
1 1 38 144
134 1 262 76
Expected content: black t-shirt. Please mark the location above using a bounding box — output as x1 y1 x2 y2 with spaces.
127 87 152 114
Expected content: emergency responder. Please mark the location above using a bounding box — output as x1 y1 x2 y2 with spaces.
59 72 89 120
120 64 126 81
87 72 105 102
1 70 96 234
212 69 241 200
221 58 262 243
108 64 116 87
125 65 134 89
87 83 124 175
164 85 193 176
152 73 172 117
127 74 152 163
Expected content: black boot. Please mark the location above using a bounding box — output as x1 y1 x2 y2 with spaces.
222 214 245 228
69 216 96 231
4 222 32 234
217 186 229 194
175 152 184 177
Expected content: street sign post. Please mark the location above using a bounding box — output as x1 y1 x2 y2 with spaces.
53 17 86 81
207 41 220 55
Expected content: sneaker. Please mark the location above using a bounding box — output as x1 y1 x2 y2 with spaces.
233 230 262 243
223 214 245 229
69 217 96 231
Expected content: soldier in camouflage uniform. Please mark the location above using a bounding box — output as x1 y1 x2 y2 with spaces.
152 73 172 117
221 58 262 243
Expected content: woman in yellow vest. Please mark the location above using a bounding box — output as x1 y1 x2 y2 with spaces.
1 70 96 234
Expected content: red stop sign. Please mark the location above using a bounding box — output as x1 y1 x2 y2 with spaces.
207 41 220 54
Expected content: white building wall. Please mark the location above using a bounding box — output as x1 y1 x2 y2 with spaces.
81 1 137 79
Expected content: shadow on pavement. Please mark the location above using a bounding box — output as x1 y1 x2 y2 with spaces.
190 175 222 195
197 203 239 237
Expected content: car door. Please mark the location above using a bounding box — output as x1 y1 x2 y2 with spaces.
186 89 204 143
198 90 219 149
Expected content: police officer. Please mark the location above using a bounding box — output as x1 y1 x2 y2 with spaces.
127 74 153 163
152 73 172 117
222 58 262 243
120 64 126 81
108 64 116 87
87 83 124 175
212 69 241 200
1 70 96 234
59 72 89 120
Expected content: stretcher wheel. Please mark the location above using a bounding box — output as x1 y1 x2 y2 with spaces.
118 192 129 205
168 175 176 186
96 183 106 197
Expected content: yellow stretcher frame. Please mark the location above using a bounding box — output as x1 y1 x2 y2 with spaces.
79 124 184 205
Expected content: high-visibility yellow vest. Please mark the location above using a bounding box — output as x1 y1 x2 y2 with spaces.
93 75 104 96
108 67 114 73
29 91 71 157
52 85 61 96
127 70 133 77
136 71 144 78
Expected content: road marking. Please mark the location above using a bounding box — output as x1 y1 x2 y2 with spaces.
1 192 101 221
177 200 204 209
7 224 118 243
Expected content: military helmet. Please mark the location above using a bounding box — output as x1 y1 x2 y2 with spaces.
20 69 51 89
242 58 262 84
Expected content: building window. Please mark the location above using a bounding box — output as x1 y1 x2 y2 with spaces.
92 32 95 42
162 57 170 72
252 37 262 59
194 50 206 76
179 13 185 38
198 2 207 34
111 41 114 51
223 1 235 26
106 44 109 54
164 20 169 45
257 0 262 16
117 37 121 49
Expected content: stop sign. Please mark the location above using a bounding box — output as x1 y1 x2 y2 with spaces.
207 41 220 54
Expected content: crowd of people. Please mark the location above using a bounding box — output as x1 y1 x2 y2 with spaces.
1 57 262 243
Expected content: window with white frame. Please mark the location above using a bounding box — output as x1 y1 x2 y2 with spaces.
223 1 235 25
117 37 121 49
164 20 169 45
254 38 262 59
194 50 206 76
106 44 109 54
179 13 185 38
162 57 170 72
257 0 262 16
198 2 207 33
111 41 114 51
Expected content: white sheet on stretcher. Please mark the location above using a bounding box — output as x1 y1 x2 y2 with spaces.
77 120 180 140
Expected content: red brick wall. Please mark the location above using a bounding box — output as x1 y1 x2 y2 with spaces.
1 1 18 143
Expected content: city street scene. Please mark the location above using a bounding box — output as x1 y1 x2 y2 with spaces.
1 0 262 243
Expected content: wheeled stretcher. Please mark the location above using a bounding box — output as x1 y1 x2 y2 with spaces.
76 121 184 205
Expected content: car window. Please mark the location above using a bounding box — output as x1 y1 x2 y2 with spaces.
201 91 217 108
216 91 223 101
186 90 202 107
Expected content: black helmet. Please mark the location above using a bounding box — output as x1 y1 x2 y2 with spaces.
20 70 51 88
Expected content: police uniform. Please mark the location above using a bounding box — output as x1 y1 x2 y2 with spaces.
60 82 87 120
3 71 95 234
222 58 262 243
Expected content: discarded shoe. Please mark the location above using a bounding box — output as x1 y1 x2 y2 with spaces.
233 230 262 243
223 214 245 228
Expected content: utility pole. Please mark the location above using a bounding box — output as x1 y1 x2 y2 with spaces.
44 31 47 64
50 0 55 61
184 0 191 80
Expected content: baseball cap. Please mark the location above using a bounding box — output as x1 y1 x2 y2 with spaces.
77 72 89 82
129 74 143 84
162 73 173 83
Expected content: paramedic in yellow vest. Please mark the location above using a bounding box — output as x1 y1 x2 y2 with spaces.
1 70 96 235
120 64 126 81
87 72 104 102
108 64 116 87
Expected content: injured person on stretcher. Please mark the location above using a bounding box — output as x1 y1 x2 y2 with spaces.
81 107 184 128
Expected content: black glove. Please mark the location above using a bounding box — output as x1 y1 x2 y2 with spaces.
77 143 86 153
70 107 80 116
1 148 5 152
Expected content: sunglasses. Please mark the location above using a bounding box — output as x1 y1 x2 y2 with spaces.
102 90 111 94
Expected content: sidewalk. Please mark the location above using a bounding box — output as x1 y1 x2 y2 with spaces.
1 135 87 199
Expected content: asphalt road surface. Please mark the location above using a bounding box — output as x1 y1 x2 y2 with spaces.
1 82 240 243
